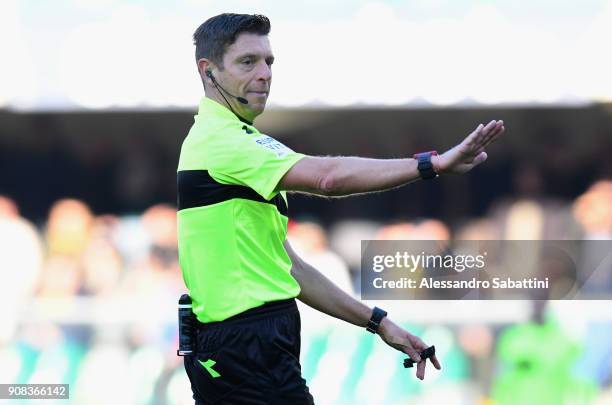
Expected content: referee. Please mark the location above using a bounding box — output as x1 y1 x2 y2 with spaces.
177 13 504 404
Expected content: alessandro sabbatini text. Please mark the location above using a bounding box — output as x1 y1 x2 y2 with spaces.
372 276 548 290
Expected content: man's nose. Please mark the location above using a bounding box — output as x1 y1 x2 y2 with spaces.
255 61 272 82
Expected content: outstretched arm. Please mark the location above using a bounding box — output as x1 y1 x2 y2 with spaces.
285 240 441 380
277 120 505 196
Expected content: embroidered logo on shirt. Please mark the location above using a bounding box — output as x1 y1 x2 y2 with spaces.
253 135 293 157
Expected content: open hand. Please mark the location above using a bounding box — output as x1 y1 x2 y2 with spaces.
433 119 505 175
378 318 441 380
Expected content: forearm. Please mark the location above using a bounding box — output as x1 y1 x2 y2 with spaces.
290 257 372 328
321 156 424 196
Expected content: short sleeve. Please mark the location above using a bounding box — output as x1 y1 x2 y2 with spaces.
207 128 305 200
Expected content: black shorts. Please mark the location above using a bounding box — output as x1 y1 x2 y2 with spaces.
184 299 315 405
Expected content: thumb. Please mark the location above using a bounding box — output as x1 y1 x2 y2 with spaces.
473 151 488 166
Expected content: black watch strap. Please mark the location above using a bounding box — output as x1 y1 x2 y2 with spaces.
366 306 387 334
413 151 439 180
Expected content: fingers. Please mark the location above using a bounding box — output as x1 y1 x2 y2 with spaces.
466 119 498 150
430 355 442 370
481 120 498 137
389 333 441 380
464 123 484 147
403 344 422 364
483 122 505 148
388 335 423 363
476 120 500 145
475 120 495 142
416 358 426 380
410 338 438 380
415 355 442 380
481 120 503 144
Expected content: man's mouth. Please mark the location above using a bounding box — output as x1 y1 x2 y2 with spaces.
248 91 268 97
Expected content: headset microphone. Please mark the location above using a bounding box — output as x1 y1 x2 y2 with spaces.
206 70 249 105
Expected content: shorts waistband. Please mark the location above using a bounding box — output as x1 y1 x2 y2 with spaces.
197 298 297 330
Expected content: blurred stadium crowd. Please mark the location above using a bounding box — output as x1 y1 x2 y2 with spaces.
0 179 611 404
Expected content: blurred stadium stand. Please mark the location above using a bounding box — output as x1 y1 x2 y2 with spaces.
1 105 611 223
0 117 611 402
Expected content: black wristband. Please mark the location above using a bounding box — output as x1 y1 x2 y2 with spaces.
366 306 387 334
413 151 439 180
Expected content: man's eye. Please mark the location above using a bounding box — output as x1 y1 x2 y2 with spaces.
242 59 252 65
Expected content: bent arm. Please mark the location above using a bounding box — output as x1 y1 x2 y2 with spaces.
285 240 371 327
284 239 443 379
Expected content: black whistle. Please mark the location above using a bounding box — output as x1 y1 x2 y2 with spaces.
403 345 435 368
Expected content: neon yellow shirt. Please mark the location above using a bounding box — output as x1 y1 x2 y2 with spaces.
177 97 304 322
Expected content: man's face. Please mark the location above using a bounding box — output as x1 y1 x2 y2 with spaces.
212 33 274 121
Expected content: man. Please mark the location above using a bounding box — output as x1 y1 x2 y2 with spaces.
178 13 504 404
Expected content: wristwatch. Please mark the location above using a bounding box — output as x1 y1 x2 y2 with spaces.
366 306 388 334
413 151 439 180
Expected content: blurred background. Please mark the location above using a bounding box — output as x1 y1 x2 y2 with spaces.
1 0 612 404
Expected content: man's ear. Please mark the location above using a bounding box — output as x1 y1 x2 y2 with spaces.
197 58 214 84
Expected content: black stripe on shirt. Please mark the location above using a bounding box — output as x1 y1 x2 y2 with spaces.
177 170 287 216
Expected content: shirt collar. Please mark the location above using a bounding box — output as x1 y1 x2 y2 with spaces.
198 97 253 126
